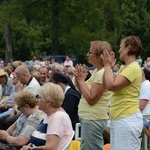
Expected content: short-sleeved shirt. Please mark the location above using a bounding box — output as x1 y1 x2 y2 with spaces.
139 80 150 115
12 109 45 139
23 77 40 96
1 77 15 97
110 62 142 120
64 60 73 67
30 111 73 150
78 68 112 120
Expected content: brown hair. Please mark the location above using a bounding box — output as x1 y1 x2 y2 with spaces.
121 36 142 57
15 91 37 108
31 71 42 84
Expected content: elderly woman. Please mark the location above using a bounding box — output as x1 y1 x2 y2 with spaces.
74 41 112 150
22 82 74 150
0 91 45 150
101 36 143 150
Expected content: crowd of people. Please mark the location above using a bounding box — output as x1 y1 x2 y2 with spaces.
0 36 150 150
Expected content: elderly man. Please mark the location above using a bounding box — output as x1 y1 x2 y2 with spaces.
0 65 41 130
15 65 40 95
0 69 15 112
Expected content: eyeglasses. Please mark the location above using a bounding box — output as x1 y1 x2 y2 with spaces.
17 105 24 110
88 51 96 55
36 95 41 99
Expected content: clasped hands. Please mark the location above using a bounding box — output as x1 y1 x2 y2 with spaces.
101 49 116 68
72 64 88 83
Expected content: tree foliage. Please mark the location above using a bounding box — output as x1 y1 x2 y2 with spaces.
0 0 149 63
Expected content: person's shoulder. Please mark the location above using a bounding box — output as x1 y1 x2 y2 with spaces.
67 88 81 98
54 111 69 118
32 110 46 119
31 77 40 86
142 80 150 87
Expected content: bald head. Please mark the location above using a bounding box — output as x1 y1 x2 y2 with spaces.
15 65 31 84
15 65 30 75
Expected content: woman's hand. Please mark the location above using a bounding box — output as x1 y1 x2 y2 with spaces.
73 64 88 83
101 49 116 68
0 130 9 140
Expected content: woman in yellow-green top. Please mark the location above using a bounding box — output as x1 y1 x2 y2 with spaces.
74 41 112 150
101 36 143 150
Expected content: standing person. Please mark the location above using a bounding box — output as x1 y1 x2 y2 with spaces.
139 68 150 129
101 36 143 150
74 41 112 150
64 55 73 67
28 55 40 69
139 68 150 115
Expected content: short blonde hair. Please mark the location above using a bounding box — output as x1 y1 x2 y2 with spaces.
15 91 37 108
38 82 64 108
91 41 112 56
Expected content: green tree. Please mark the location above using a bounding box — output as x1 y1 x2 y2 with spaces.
119 0 150 60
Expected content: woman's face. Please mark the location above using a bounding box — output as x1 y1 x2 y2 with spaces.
37 95 47 112
86 44 98 66
118 41 129 61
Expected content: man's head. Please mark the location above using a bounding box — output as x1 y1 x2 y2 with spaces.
39 66 49 83
15 65 31 84
0 69 8 84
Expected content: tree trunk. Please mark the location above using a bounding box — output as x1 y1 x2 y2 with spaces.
5 23 12 63
52 0 59 55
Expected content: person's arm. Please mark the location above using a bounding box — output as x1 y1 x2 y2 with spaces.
0 130 29 147
104 66 130 91
101 49 130 91
139 99 148 111
143 126 150 138
6 134 29 147
74 64 104 105
35 135 60 150
22 135 60 150
10 104 17 117
6 122 16 135
78 81 104 105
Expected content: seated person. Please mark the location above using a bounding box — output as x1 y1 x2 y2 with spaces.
52 72 81 130
0 91 45 149
0 69 15 113
0 73 19 121
22 82 74 150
